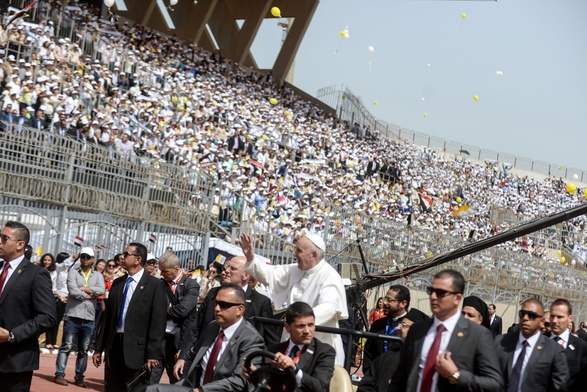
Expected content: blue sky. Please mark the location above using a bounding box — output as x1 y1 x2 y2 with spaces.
251 0 587 172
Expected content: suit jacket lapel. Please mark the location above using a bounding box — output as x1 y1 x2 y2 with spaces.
0 259 29 306
243 288 254 317
216 321 246 369
410 319 434 383
297 339 316 371
446 316 469 354
125 271 149 316
522 334 546 383
187 323 220 386
504 333 517 380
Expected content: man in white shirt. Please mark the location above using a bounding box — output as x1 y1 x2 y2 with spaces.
238 232 348 366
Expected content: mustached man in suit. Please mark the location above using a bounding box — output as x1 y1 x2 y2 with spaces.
244 301 336 392
148 284 265 392
548 299 587 392
390 269 502 392
0 221 57 392
92 242 168 392
494 298 569 392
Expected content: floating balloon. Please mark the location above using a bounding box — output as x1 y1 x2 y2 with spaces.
571 259 576 266
573 173 579 180
566 183 577 194
373 100 378 105
560 257 566 264
338 27 349 39
496 71 503 77
461 13 467 20
368 46 374 53
271 6 281 17
423 112 428 118
104 0 115 7
557 250 562 256
269 97 277 105
473 95 479 102
427 63 431 67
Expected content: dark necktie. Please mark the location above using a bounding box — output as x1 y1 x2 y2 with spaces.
421 324 446 392
0 261 11 297
289 345 300 360
507 340 529 392
117 276 133 329
203 330 225 385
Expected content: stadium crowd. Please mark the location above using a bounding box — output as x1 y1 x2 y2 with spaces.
2 1 586 273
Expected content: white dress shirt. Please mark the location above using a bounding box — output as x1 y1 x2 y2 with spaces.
200 317 244 386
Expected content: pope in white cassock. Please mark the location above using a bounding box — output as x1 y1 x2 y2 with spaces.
238 232 349 366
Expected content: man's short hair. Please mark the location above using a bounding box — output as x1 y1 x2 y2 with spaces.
218 283 246 304
285 301 315 324
521 298 544 313
389 284 411 309
434 269 465 294
129 242 147 266
158 251 180 267
551 298 572 315
489 304 496 311
5 221 30 245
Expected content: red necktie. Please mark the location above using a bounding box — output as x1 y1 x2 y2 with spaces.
203 330 225 384
421 324 446 392
0 262 11 297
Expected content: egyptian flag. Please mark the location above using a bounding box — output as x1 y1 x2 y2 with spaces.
419 193 433 213
3 2 37 30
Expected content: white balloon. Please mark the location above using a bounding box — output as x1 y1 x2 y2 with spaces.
170 0 178 5
368 46 374 53
104 0 115 7
496 70 503 76
573 174 579 180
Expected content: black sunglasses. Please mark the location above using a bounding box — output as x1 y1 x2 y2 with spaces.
80 254 93 259
426 286 461 298
107 264 116 267
214 300 243 309
122 252 139 258
0 234 21 243
519 310 543 320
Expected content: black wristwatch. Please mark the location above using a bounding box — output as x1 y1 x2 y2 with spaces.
8 331 16 343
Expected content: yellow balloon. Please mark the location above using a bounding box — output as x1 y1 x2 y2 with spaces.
461 13 467 20
566 183 577 194
423 112 428 118
269 97 278 105
339 30 346 37
172 96 179 103
373 100 378 105
560 257 566 264
473 95 479 101
271 6 281 17
557 250 562 256
183 96 188 103
456 197 462 203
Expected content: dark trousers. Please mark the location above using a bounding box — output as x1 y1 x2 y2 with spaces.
0 371 33 392
150 333 179 384
46 296 66 346
105 334 150 392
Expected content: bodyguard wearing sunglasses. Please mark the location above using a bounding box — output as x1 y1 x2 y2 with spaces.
494 298 569 392
0 221 57 392
148 284 264 392
92 243 168 392
390 269 502 392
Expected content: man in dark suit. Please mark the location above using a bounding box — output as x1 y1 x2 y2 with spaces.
363 284 410 372
179 256 278 359
549 299 587 392
244 301 335 391
227 128 245 154
390 269 502 392
358 308 429 392
488 304 503 338
148 284 265 392
92 242 168 392
151 252 200 384
0 221 57 391
494 298 569 392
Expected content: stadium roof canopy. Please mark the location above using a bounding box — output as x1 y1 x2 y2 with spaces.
110 0 319 83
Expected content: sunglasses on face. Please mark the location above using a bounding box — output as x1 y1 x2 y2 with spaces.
107 264 116 268
80 254 93 259
519 310 543 320
214 300 243 309
426 286 460 298
0 234 21 243
122 251 139 258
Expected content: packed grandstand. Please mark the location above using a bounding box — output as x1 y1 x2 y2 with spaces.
1 0 586 289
